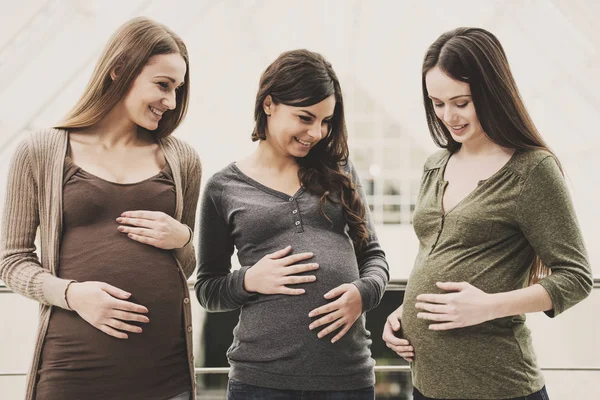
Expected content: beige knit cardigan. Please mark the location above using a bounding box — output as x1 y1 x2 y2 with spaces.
0 128 202 400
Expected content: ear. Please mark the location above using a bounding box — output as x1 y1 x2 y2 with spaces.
110 64 122 81
263 95 273 115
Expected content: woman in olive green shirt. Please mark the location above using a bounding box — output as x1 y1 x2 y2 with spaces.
382 27 593 400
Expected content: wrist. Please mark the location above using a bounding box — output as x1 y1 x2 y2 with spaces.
243 267 256 293
486 292 502 320
178 224 192 248
65 281 79 311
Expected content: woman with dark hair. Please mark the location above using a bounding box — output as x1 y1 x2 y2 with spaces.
195 49 389 399
382 27 592 400
1 17 200 400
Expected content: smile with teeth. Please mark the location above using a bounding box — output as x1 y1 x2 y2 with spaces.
448 123 468 133
294 137 312 147
149 106 164 118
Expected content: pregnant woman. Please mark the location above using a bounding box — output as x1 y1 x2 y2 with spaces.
1 17 201 400
383 27 592 400
195 49 389 399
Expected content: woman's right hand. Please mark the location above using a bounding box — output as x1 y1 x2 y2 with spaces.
66 282 150 339
244 246 318 295
382 305 414 362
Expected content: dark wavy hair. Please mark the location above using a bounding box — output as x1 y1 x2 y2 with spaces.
422 27 555 284
252 49 368 249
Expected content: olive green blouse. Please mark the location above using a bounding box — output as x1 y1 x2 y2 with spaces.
402 149 593 399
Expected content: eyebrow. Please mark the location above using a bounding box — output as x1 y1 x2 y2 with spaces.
299 110 334 119
429 94 471 101
155 75 185 87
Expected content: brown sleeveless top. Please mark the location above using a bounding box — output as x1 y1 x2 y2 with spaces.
35 154 190 400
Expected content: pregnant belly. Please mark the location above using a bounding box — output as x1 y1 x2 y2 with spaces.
42 233 187 376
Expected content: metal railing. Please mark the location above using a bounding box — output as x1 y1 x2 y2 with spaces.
3 366 600 377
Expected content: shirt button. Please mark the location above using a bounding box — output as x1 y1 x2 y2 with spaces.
289 197 294 202
187 326 193 333
295 221 301 226
292 209 298 214
183 298 190 304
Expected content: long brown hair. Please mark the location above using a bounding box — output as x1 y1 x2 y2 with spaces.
252 49 369 249
55 17 190 138
422 27 553 284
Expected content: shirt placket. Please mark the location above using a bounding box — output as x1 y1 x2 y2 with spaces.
288 196 304 233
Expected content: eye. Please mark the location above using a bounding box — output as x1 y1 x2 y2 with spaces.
456 102 469 108
433 103 444 108
299 115 312 123
157 82 170 91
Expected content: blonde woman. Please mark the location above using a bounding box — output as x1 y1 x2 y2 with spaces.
0 17 200 400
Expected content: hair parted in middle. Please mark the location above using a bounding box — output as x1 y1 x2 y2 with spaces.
422 27 554 283
252 49 369 250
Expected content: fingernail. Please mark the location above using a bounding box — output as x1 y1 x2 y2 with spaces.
313 264 319 269
116 217 123 222
308 312 314 317
138 328 143 333
331 339 337 343
125 292 131 297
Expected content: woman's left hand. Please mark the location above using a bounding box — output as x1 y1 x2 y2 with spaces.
308 283 363 343
117 211 190 250
415 281 496 330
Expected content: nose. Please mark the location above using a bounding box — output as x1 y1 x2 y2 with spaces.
162 91 177 110
443 106 457 125
307 122 323 140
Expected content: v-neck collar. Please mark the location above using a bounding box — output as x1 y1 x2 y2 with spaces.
439 150 519 216
230 162 306 200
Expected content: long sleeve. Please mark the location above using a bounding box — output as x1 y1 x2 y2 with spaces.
194 175 256 311
516 156 593 317
346 161 390 312
174 144 202 278
0 140 73 309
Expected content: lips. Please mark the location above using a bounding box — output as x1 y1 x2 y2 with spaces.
294 137 313 147
448 124 468 134
149 106 165 119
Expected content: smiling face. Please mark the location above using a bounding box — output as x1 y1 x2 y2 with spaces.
263 94 336 158
425 66 485 145
119 53 187 131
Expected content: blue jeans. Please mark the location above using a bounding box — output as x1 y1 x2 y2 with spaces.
413 386 549 400
227 379 375 399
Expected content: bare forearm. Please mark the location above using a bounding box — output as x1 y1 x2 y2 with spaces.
490 284 553 319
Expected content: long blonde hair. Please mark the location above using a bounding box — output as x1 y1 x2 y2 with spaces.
55 17 190 138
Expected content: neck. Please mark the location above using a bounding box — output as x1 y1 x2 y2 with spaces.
249 140 299 173
458 134 507 158
80 105 149 148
